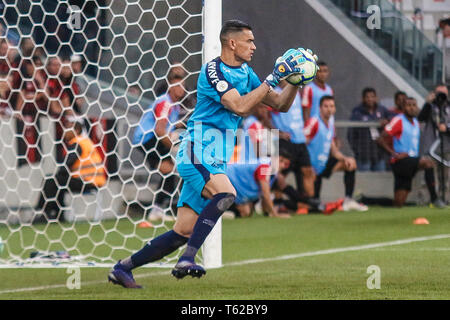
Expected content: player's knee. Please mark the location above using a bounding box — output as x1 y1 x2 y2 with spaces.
229 187 237 198
216 192 236 211
204 177 236 199
223 184 237 198
173 224 194 238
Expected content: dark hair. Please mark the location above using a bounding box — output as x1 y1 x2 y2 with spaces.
439 17 450 28
320 95 334 106
394 91 406 100
435 83 448 90
168 65 187 83
155 82 168 96
317 61 327 67
362 87 376 98
220 20 252 44
74 121 83 134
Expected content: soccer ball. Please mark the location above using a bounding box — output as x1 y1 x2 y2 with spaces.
286 48 318 86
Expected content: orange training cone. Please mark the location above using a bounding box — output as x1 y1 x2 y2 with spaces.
138 221 153 228
413 217 429 225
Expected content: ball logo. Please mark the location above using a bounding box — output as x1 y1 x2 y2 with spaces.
216 80 228 93
278 65 286 73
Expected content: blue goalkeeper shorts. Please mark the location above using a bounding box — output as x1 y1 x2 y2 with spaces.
176 139 227 214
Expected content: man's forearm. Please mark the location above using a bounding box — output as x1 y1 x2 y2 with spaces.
255 105 275 129
261 194 275 216
302 107 310 123
241 82 273 115
260 181 276 216
330 141 345 161
376 135 394 155
222 83 272 117
264 83 298 112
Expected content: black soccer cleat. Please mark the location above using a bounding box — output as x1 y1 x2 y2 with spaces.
171 260 206 279
108 261 142 289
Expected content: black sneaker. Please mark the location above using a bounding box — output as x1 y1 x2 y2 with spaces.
108 261 142 289
171 259 206 279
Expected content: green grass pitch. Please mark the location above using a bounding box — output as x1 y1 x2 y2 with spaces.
0 206 449 300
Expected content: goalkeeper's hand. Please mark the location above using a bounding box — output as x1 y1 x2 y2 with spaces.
264 48 306 88
298 47 319 62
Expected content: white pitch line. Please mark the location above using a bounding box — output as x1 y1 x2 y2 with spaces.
0 270 170 295
1 234 449 295
223 234 450 267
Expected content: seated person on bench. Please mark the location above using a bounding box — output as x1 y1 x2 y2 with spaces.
34 120 106 223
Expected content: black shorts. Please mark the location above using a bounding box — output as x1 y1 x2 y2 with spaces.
139 136 172 169
318 156 339 179
279 139 311 174
391 157 420 191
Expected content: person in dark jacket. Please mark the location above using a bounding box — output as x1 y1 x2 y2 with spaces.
347 87 391 171
417 84 449 208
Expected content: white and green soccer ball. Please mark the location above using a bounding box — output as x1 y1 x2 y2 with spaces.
286 48 318 86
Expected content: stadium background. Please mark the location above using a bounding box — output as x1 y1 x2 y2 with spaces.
0 0 450 300
0 0 449 299
0 0 448 228
224 0 401 120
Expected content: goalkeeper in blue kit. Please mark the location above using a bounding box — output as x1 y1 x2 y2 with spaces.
108 20 318 288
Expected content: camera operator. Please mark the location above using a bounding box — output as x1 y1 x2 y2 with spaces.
418 84 450 207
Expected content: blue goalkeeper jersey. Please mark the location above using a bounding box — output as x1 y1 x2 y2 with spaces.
181 57 261 165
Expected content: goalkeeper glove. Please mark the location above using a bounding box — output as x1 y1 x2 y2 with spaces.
298 47 319 62
264 48 306 88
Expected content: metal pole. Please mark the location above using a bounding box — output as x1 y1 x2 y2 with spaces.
443 33 447 85
398 0 404 66
438 106 446 203
433 31 441 86
391 0 397 57
412 22 417 78
418 10 423 83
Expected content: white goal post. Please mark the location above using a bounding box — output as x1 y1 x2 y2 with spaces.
0 0 222 268
201 0 223 270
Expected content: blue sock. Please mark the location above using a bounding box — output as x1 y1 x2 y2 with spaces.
180 192 235 263
120 230 188 270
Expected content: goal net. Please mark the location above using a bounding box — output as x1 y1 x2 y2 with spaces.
0 0 222 268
